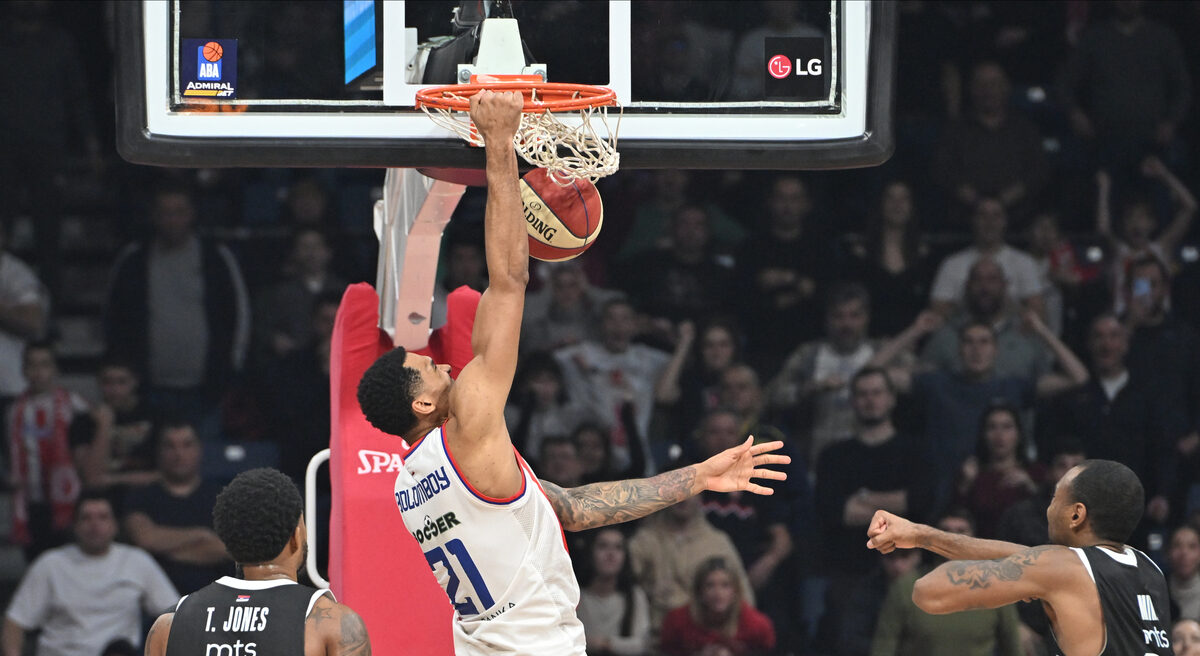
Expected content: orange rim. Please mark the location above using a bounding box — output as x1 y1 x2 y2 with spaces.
415 82 616 112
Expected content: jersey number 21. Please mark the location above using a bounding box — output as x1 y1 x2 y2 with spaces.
424 538 496 615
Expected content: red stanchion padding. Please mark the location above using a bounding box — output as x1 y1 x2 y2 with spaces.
328 283 483 655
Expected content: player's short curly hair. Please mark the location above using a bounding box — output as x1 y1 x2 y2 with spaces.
357 346 423 437
213 468 303 565
1069 459 1144 544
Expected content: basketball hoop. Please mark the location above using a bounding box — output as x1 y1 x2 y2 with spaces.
416 76 620 185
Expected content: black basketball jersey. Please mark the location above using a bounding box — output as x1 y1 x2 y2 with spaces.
1050 546 1172 656
165 576 332 656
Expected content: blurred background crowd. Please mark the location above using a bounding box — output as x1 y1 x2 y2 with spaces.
2 1 1200 655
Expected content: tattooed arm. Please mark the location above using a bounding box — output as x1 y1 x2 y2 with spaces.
307 594 371 656
541 468 698 532
912 545 1084 614
541 437 790 532
144 613 172 656
867 510 1027 561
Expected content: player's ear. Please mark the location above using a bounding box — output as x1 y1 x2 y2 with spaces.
1070 502 1086 528
411 396 436 417
290 516 306 552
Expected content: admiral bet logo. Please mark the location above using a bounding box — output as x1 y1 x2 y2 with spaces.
764 37 826 101
181 38 238 98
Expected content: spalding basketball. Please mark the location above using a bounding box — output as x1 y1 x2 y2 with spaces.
520 169 603 262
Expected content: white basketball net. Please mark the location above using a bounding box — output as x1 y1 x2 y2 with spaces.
421 91 621 185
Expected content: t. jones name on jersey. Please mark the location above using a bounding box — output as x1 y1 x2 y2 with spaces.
394 467 451 512
202 606 269 656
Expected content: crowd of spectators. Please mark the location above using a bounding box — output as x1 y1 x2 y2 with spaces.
1 1 1200 655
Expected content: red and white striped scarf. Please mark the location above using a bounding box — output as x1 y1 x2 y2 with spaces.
8 388 81 545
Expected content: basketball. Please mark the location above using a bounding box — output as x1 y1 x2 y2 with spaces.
203 41 223 62
520 169 603 262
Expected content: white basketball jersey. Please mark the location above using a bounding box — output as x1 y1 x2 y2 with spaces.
395 425 585 655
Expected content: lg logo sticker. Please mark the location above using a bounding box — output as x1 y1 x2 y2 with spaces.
764 37 827 100
768 54 822 80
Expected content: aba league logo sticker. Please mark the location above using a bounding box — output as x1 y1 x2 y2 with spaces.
198 41 223 80
181 38 238 98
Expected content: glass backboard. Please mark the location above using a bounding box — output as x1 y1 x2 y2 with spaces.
116 0 894 170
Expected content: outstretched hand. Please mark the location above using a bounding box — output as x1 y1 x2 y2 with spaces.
698 437 790 496
866 509 922 554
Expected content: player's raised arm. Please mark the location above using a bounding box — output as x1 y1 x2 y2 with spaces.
865 510 1092 614
541 437 790 531
911 545 1084 615
866 510 1026 560
444 90 529 497
460 90 528 373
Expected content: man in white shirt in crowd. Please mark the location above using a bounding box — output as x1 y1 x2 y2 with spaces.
0 218 48 408
930 197 1045 318
555 298 669 474
2 492 178 656
922 258 1053 381
765 283 912 466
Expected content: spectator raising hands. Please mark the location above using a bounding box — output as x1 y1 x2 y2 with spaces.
1097 158 1198 313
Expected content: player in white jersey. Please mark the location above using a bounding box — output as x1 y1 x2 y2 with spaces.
357 91 790 655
